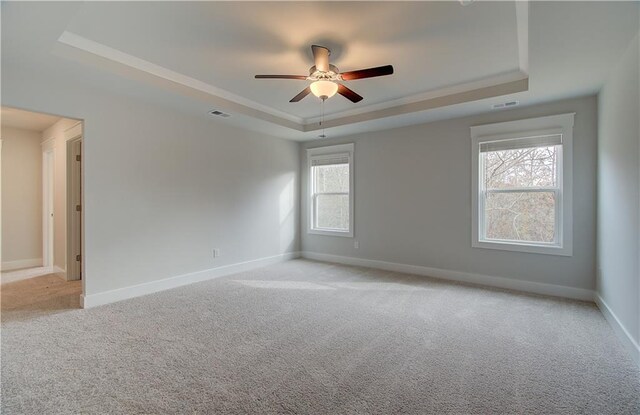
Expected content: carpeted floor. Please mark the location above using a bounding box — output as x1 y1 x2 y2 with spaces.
1 259 639 414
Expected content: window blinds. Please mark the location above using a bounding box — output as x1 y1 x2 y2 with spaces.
480 134 562 153
310 153 350 166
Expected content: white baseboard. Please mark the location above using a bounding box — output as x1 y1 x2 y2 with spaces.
1 258 43 272
81 251 300 308
594 294 640 367
301 251 595 301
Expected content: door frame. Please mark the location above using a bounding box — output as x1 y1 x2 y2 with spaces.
2 105 85 305
0 139 3 270
42 139 55 268
66 123 83 281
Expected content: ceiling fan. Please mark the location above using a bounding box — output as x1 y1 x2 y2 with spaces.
255 45 394 103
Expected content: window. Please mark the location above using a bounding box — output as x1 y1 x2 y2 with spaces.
471 114 574 256
307 143 354 237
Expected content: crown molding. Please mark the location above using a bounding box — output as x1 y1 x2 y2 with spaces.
54 0 530 136
304 71 528 127
56 31 304 129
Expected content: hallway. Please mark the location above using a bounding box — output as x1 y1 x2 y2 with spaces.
1 272 81 322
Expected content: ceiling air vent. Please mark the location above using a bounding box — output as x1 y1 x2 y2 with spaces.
492 100 519 110
208 110 231 118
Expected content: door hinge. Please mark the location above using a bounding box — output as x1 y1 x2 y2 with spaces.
76 204 81 212
76 254 81 262
76 155 81 162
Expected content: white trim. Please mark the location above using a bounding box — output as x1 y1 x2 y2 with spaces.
57 31 302 125
471 113 575 256
81 252 300 308
308 228 353 238
41 137 55 150
515 0 529 74
594 294 640 367
64 121 82 141
0 139 2 275
306 71 528 125
1 258 43 272
54 33 529 133
301 251 594 301
307 144 355 238
42 147 55 268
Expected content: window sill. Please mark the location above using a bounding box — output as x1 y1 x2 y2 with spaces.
473 239 572 256
308 228 353 238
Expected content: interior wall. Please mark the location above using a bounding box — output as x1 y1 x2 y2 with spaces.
2 67 300 297
1 126 43 268
301 96 597 292
597 31 639 357
41 118 82 271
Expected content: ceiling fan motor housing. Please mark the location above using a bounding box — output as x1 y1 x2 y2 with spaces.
309 64 341 81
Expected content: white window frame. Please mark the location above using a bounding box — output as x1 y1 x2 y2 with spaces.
470 113 574 256
307 143 354 237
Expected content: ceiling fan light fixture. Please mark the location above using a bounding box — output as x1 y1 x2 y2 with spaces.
310 80 338 100
255 45 392 103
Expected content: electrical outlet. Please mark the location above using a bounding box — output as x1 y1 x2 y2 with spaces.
354 241 359 249
213 249 220 258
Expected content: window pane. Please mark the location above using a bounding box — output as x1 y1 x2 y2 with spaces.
316 194 349 230
484 146 558 189
314 164 349 193
485 191 556 243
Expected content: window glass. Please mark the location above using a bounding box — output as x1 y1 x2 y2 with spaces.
314 164 349 193
481 144 560 244
315 194 349 230
484 146 558 189
485 191 556 243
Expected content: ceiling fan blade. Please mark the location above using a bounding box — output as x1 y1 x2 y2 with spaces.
337 84 363 103
311 45 330 72
255 75 308 80
290 86 312 102
340 65 394 81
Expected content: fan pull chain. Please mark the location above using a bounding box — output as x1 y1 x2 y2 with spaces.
319 98 326 139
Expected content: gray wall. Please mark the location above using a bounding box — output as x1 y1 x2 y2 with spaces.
2 67 300 296
597 32 639 346
301 96 597 291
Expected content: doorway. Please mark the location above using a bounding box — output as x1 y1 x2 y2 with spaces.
1 106 84 316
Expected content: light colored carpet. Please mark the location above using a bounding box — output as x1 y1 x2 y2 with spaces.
1 259 638 414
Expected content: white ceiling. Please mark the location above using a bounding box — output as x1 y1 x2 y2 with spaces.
63 1 521 120
1 107 61 132
1 1 638 140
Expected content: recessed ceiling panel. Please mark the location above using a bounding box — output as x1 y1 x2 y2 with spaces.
64 1 521 119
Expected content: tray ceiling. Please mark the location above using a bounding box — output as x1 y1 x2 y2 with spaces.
2 1 638 140
61 1 523 121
